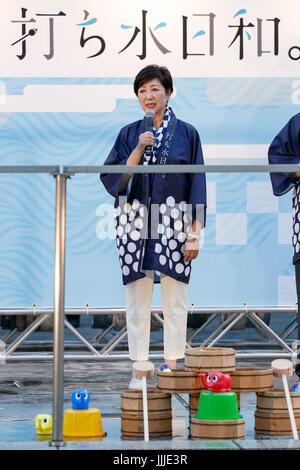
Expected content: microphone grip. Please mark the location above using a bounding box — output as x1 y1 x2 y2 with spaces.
145 144 152 156
145 115 154 156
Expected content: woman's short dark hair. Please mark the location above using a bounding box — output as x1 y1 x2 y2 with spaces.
133 64 173 96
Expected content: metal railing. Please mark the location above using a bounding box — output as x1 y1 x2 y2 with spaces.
0 162 299 447
0 306 297 359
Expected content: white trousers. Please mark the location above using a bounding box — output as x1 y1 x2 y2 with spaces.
126 275 188 361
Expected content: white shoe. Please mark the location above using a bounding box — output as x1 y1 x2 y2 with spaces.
128 377 143 390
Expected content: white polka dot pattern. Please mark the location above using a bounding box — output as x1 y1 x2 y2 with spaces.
114 200 145 276
292 186 300 260
172 251 180 262
159 255 167 265
123 266 130 276
155 243 162 254
128 242 136 253
169 239 177 250
120 214 127 225
130 230 140 241
125 254 133 264
133 262 139 272
166 196 175 207
115 198 193 280
175 263 184 274
119 246 125 257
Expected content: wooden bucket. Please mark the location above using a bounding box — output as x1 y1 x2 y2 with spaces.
121 389 172 437
189 392 240 418
185 347 235 372
230 367 273 393
257 388 300 413
190 417 245 440
255 410 300 435
189 393 201 418
122 412 172 437
157 368 204 393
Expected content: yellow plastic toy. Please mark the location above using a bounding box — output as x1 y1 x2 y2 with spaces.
63 408 106 438
34 414 53 435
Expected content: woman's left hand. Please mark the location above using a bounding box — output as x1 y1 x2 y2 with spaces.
183 238 199 262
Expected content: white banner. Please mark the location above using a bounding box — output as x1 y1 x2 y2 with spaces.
1 0 300 77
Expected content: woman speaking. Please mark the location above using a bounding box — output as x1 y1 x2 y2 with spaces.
101 65 207 389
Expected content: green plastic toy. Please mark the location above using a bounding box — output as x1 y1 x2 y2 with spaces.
196 391 241 420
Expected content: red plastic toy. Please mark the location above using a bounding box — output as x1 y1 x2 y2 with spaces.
199 371 232 392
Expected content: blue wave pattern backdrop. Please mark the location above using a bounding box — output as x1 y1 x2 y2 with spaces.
0 76 296 309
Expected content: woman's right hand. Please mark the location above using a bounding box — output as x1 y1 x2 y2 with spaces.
126 131 155 167
137 131 155 153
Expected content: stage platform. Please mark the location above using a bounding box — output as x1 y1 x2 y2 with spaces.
0 313 300 452
0 359 300 451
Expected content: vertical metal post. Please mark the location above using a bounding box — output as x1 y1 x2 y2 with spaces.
50 174 67 448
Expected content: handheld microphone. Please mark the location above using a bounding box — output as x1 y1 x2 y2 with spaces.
145 108 155 156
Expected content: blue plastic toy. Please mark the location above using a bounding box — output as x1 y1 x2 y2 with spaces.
160 364 172 372
64 389 106 438
292 383 300 392
71 389 90 410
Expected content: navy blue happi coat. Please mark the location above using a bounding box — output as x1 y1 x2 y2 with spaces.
100 108 207 285
268 112 300 264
